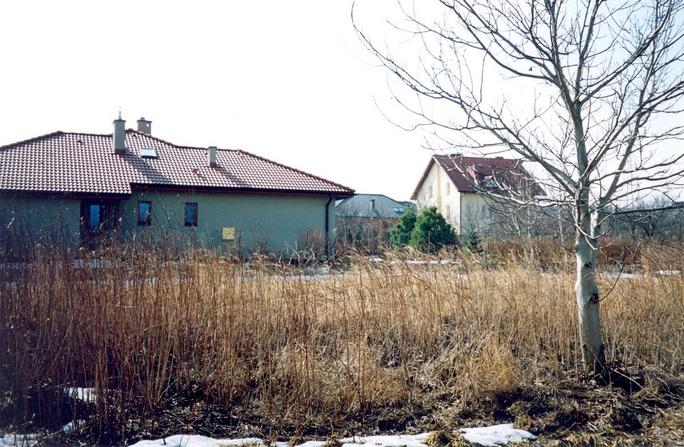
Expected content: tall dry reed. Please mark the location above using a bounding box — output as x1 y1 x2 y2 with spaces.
0 244 682 441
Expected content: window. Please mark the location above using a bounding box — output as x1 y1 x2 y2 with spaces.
137 201 152 225
445 205 451 218
89 204 102 231
140 148 158 158
184 202 198 227
446 182 450 195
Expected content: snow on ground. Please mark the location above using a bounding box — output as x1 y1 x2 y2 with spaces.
131 437 265 447
654 269 681 276
62 420 85 434
340 433 432 447
0 419 88 445
0 434 37 447
458 424 537 446
403 260 460 265
0 422 535 447
64 387 96 403
603 271 640 279
277 442 326 447
127 426 535 447
603 269 681 280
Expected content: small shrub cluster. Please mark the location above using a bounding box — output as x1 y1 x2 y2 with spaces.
389 207 456 252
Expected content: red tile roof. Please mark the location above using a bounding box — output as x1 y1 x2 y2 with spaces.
0 130 354 197
411 154 543 199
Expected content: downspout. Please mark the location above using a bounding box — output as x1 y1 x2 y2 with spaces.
325 194 334 258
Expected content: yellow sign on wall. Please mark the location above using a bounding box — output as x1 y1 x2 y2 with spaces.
221 227 236 241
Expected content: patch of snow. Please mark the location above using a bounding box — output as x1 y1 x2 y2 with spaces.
654 269 681 276
403 260 458 265
129 436 264 447
604 272 640 279
72 259 115 269
340 433 431 447
0 434 38 447
64 387 96 403
127 427 535 447
282 273 350 282
274 442 325 447
62 421 75 434
62 420 85 434
459 424 536 446
604 269 682 279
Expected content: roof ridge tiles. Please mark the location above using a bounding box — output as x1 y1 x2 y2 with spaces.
0 131 64 151
236 148 354 193
124 129 243 153
60 131 111 138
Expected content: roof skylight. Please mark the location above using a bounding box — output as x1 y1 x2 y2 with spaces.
140 148 158 159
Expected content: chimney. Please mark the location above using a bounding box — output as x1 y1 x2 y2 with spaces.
113 113 126 155
137 117 152 135
208 146 218 167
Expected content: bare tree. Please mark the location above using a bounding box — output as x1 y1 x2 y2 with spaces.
354 0 684 373
611 196 684 239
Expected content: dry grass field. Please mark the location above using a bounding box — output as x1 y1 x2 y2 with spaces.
0 241 682 445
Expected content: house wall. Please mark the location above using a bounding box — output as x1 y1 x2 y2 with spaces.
459 192 492 235
414 162 462 232
118 190 334 254
0 191 336 255
0 196 82 243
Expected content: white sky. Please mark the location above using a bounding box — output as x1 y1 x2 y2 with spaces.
2 1 682 204
0 1 428 200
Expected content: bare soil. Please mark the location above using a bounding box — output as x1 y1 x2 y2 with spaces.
46 368 681 446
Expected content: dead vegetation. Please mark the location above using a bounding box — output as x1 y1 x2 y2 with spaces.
0 242 682 445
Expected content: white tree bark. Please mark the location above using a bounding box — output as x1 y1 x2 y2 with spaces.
574 212 605 372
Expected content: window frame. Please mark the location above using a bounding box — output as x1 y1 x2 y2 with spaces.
184 202 198 227
137 200 152 226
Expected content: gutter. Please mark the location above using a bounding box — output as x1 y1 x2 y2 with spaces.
325 194 334 258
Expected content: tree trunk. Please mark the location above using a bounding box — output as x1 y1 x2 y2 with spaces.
575 224 606 374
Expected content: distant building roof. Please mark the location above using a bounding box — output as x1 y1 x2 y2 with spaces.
0 130 354 197
336 194 414 219
412 154 543 199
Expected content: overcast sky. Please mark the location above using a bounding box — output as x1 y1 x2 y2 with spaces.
0 1 428 200
2 1 682 204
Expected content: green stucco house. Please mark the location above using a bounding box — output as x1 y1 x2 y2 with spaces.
0 116 353 255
